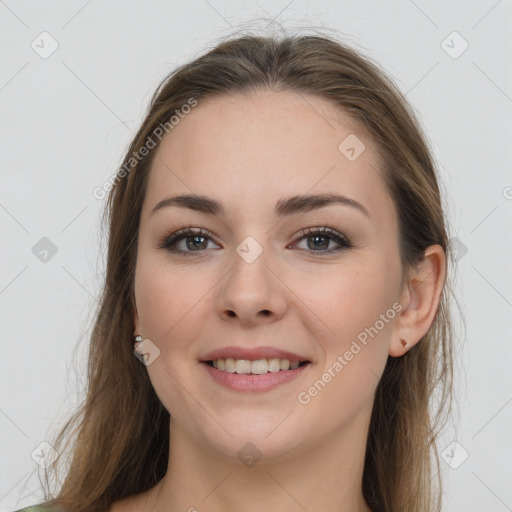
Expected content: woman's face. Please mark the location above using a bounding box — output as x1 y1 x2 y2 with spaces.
133 89 405 461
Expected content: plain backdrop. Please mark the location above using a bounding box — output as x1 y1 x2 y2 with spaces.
1 1 511 511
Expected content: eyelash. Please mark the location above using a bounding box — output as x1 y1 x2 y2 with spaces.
156 225 353 256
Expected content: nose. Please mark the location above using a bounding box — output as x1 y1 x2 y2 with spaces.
216 245 287 325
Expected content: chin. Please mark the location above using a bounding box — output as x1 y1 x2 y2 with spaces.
190 411 311 464
208 431 303 466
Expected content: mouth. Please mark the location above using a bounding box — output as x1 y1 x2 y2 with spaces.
203 357 310 375
200 357 311 392
203 358 311 374
199 346 312 392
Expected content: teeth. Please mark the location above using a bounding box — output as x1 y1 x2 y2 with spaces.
268 358 281 372
235 359 252 374
209 358 306 374
250 359 268 375
225 358 236 373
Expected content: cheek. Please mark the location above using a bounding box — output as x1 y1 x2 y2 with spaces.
290 259 399 418
134 260 214 345
296 262 397 350
134 261 214 419
291 267 397 433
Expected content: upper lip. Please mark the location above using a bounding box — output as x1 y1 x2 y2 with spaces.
201 346 310 363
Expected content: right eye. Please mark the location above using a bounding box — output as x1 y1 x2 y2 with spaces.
157 227 220 255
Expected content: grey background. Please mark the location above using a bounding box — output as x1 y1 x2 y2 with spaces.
1 1 511 511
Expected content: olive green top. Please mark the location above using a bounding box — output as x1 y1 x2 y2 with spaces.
13 506 61 512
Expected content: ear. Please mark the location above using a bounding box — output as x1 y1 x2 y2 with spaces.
389 244 447 357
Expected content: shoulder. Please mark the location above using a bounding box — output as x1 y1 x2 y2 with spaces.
12 505 64 512
12 507 45 512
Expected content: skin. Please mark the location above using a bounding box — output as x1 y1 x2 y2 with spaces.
110 89 446 512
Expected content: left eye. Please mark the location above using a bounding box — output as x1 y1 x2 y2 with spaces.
157 227 352 255
292 227 352 253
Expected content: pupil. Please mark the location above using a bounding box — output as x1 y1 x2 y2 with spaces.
187 236 206 250
309 236 328 250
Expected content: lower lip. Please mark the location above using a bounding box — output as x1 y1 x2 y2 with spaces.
201 362 311 392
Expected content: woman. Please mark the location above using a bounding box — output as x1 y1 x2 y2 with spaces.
17 29 455 512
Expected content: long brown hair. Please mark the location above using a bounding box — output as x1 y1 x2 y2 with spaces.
41 29 456 512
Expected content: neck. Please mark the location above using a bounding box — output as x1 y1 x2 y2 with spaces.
146 406 373 512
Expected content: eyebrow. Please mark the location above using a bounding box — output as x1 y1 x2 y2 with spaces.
150 193 371 219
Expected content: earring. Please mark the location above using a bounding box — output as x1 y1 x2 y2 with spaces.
134 335 142 344
400 338 409 348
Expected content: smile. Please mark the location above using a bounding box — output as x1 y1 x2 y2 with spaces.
201 358 311 392
206 358 309 374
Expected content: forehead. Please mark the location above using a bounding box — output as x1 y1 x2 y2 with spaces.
143 89 397 230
